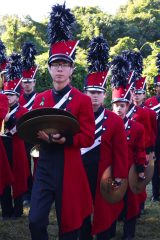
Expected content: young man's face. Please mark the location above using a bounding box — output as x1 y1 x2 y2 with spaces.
48 60 74 85
22 81 36 94
112 101 129 119
155 84 160 95
86 90 106 108
132 91 145 104
6 94 19 106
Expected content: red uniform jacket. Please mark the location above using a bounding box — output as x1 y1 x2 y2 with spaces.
128 105 152 153
128 105 151 205
19 91 37 110
125 119 146 220
91 110 128 235
144 106 157 151
145 96 159 108
0 94 13 195
144 98 158 150
32 87 95 233
5 105 29 198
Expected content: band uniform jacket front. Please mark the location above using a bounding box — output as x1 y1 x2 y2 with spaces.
32 86 95 234
124 118 146 220
5 104 29 199
82 107 128 235
0 93 13 195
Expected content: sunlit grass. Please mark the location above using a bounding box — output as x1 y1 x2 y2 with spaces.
0 183 160 239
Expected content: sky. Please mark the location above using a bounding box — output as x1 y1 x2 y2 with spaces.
0 0 128 22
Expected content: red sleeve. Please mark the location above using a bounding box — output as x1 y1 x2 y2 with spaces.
0 94 8 120
134 122 146 166
144 98 151 108
148 109 157 149
16 106 28 119
112 116 128 178
137 107 152 153
73 96 95 148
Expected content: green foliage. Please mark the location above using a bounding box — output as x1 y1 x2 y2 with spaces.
35 52 52 92
0 0 160 98
72 47 87 91
110 36 137 57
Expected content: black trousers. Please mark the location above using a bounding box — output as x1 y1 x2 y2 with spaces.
123 217 136 238
23 142 34 202
29 144 80 240
79 216 116 240
152 159 160 200
0 185 23 218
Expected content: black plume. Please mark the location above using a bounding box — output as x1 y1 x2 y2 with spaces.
156 53 160 74
121 50 135 71
110 55 129 88
87 36 109 72
0 39 7 64
132 51 143 79
48 3 75 44
22 42 37 71
5 53 22 81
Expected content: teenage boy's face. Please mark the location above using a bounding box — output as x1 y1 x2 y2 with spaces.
86 90 106 107
22 81 36 93
155 84 160 95
132 91 145 103
112 101 129 119
48 60 74 85
6 94 19 106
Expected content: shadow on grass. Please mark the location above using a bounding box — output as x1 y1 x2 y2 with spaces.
0 184 160 240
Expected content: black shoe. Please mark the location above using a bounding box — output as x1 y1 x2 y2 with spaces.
151 196 160 202
11 214 23 220
2 216 12 221
122 238 135 240
23 200 30 207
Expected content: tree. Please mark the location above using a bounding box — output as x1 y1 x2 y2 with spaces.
110 36 137 57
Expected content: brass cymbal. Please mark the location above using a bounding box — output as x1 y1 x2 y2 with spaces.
17 109 80 144
128 162 154 194
144 157 155 185
100 166 128 204
17 107 77 128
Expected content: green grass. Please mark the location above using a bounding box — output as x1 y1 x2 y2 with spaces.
0 184 160 240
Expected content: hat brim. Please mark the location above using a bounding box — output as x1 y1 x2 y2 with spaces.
48 54 73 64
22 78 36 83
4 90 20 96
134 90 145 94
111 98 130 104
155 82 160 86
84 86 106 92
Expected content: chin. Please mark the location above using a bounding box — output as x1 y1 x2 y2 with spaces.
117 112 122 116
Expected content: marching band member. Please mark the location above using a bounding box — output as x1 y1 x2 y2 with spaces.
19 42 38 206
0 93 13 218
19 42 38 110
1 54 29 219
124 51 153 213
80 38 128 240
0 39 8 91
111 55 146 239
145 53 160 202
28 4 95 240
